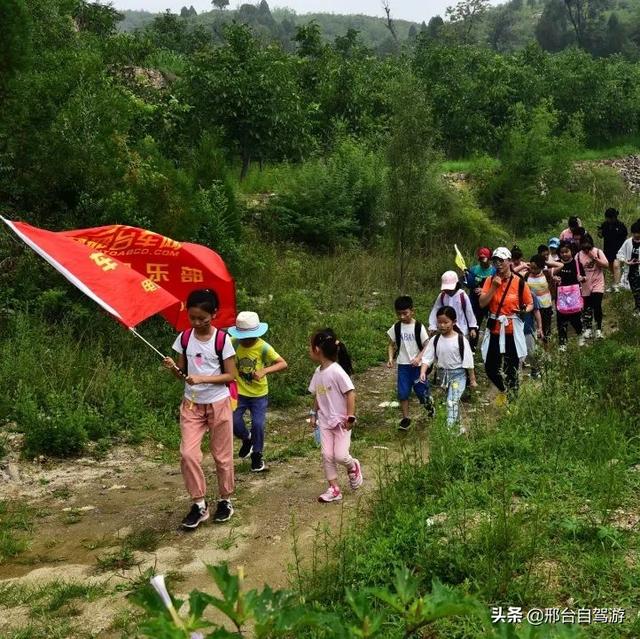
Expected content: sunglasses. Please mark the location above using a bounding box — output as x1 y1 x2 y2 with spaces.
491 257 505 264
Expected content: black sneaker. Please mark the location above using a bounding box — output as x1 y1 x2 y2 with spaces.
181 502 209 529
424 396 436 418
251 452 266 472
398 417 411 431
213 499 234 523
238 438 252 459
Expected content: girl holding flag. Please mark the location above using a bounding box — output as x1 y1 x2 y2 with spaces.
163 289 238 529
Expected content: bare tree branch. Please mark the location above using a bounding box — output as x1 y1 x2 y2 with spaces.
382 0 398 43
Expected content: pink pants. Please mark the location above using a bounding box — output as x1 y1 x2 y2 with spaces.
320 425 354 482
179 397 234 500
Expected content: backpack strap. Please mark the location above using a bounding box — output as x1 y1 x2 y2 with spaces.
439 292 445 306
214 328 228 373
393 321 401 356
414 321 424 351
180 328 193 375
458 333 465 361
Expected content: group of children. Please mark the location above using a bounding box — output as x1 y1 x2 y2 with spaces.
162 209 640 529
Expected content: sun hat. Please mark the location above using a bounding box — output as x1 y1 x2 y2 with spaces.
492 247 512 261
228 311 268 339
440 270 459 291
548 237 560 249
477 247 492 259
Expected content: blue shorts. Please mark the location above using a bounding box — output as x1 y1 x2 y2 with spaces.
397 364 430 402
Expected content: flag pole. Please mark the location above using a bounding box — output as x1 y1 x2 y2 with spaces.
128 327 187 379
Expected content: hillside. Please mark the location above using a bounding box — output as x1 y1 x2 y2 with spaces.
118 0 640 58
117 4 419 52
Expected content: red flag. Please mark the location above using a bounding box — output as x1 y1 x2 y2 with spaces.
58 225 236 330
2 217 181 328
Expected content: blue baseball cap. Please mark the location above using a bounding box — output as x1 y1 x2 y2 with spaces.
548 237 560 249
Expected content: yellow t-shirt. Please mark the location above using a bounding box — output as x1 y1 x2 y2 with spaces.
233 338 280 398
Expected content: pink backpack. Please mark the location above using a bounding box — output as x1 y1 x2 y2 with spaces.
556 258 584 314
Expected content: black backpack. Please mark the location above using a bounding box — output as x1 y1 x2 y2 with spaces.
393 321 424 357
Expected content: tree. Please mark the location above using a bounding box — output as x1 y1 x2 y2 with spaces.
605 12 626 55
536 0 573 52
446 0 490 44
212 0 230 9
74 1 123 37
187 24 309 178
427 16 445 40
386 74 441 287
563 0 609 50
487 6 517 51
0 0 32 88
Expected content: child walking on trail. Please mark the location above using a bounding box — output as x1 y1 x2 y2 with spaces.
526 255 554 343
428 271 478 342
387 296 434 432
552 242 587 352
420 307 476 433
616 220 640 316
228 311 288 473
463 247 496 336
308 329 363 503
576 233 608 340
163 289 238 529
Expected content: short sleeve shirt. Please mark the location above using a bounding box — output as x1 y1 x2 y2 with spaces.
481 276 533 335
172 329 235 404
386 321 428 364
421 334 474 370
233 338 280 398
308 362 355 429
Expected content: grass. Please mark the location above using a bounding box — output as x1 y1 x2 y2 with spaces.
96 546 138 573
295 294 640 638
0 500 34 563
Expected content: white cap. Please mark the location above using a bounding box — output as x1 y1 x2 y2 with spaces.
440 270 459 291
492 247 512 260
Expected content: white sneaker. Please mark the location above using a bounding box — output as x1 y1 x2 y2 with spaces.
634 310 640 318
578 336 586 347
605 286 613 293
559 344 567 352
582 329 592 339
318 486 342 503
596 329 604 339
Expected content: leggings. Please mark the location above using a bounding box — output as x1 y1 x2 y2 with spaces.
557 311 582 345
582 293 603 331
484 333 520 395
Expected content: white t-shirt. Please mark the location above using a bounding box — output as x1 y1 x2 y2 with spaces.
421 333 474 370
387 321 428 365
308 362 355 429
428 290 477 336
172 329 235 404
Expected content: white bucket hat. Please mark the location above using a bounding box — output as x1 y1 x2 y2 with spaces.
228 311 268 339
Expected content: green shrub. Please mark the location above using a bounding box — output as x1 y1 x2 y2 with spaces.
264 140 384 250
474 101 586 229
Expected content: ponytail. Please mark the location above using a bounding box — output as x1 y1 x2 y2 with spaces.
311 328 354 376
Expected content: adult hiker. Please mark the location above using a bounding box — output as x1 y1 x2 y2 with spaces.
479 247 533 404
597 208 627 293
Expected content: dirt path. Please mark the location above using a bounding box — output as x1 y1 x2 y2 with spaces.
0 364 429 638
